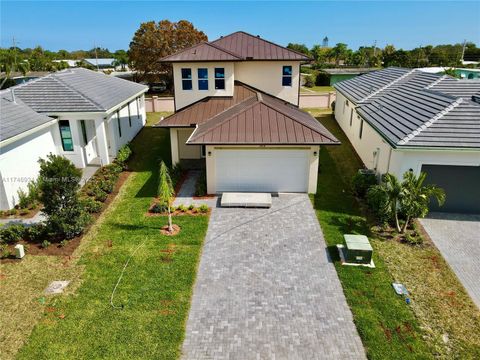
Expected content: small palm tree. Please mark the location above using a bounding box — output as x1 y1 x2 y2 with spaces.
369 173 403 232
400 171 445 233
157 161 175 232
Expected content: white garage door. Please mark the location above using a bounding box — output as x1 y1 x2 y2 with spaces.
215 149 309 193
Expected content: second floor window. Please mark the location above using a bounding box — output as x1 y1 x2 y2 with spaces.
282 65 292 86
59 120 74 151
198 68 208 90
181 68 192 90
215 68 225 90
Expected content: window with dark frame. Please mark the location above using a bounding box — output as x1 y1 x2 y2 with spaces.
359 118 364 139
136 97 140 119
201 145 206 158
181 68 192 90
80 120 88 145
117 111 122 137
127 103 132 127
350 109 354 126
198 68 208 90
58 120 74 151
214 68 225 90
282 65 292 86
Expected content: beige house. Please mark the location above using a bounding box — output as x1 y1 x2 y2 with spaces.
156 31 339 194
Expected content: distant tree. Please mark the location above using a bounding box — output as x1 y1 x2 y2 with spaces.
0 48 30 88
157 161 175 233
311 44 331 67
286 43 311 57
329 43 349 66
129 19 207 82
113 50 129 71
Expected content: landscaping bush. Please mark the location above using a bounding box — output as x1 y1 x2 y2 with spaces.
170 163 184 188
96 178 116 194
304 74 315 87
38 154 89 239
98 163 122 180
0 224 26 244
366 185 392 224
315 72 330 86
352 169 377 198
199 204 209 214
16 179 40 209
80 197 103 213
151 203 168 213
115 144 132 168
26 223 47 242
92 188 108 202
194 170 207 197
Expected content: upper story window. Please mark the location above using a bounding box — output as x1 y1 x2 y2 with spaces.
215 68 225 90
59 120 74 151
181 68 192 90
282 66 292 86
198 68 208 90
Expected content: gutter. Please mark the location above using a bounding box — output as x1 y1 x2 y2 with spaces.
0 118 58 148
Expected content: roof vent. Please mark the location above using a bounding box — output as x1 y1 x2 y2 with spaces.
472 95 480 104
10 89 16 104
246 56 253 60
256 35 260 38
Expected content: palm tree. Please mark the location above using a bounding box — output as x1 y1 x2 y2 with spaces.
157 161 175 233
369 173 403 232
400 171 445 233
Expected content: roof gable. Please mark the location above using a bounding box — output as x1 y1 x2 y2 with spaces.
161 31 310 62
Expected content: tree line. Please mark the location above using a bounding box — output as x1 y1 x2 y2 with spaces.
287 41 480 68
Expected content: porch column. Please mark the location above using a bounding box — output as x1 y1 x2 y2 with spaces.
94 118 111 166
170 128 179 165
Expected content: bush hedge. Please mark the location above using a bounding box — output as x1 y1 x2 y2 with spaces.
352 170 377 198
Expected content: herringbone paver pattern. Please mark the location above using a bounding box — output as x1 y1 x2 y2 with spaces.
420 213 480 309
182 194 366 359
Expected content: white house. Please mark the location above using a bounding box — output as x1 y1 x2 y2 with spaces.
334 67 480 214
156 31 339 194
0 68 148 210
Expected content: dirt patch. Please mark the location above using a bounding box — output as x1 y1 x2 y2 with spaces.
0 207 40 220
0 171 131 263
160 224 180 236
146 207 210 217
192 194 215 200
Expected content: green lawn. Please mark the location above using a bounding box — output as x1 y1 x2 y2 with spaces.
17 113 209 359
312 114 433 359
301 86 335 93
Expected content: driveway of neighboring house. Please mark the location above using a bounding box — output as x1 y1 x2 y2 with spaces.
420 213 480 309
182 193 365 359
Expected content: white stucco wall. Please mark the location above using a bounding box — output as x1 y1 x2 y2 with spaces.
234 61 301 105
173 62 235 110
334 91 480 178
0 124 58 210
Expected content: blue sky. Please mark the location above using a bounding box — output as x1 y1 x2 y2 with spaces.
1 1 479 51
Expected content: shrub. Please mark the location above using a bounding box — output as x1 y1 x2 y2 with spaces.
17 180 40 209
41 240 51 249
195 170 207 197
1 224 26 244
352 170 377 198
188 204 194 210
115 144 132 167
304 74 315 88
315 72 330 86
366 185 392 224
199 204 209 214
170 163 184 188
17 188 30 209
151 203 168 213
91 187 108 202
405 232 423 246
178 204 187 212
38 154 88 239
26 223 47 242
80 197 103 213
60 239 69 247
96 178 115 194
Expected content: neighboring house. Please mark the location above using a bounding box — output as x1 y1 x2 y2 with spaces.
0 68 148 210
320 68 378 86
156 31 339 194
334 67 480 214
53 59 79 68
83 58 117 70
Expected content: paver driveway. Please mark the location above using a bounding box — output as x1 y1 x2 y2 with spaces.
420 213 480 309
182 194 365 359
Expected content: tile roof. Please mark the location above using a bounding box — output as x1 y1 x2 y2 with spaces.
0 93 54 142
156 82 339 146
11 67 147 113
161 31 310 62
335 67 480 149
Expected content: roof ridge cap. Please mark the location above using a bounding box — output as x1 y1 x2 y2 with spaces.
205 41 244 59
424 74 449 89
398 97 464 145
360 68 416 103
53 72 104 110
188 96 258 141
258 95 338 143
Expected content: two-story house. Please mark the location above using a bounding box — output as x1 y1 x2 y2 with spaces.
156 31 339 194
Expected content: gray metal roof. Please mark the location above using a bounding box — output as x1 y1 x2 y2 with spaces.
0 94 54 142
11 68 147 113
336 67 480 149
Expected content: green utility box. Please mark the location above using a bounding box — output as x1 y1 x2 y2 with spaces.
343 234 373 264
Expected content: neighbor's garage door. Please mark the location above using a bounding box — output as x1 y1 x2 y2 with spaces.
215 149 309 192
421 164 480 214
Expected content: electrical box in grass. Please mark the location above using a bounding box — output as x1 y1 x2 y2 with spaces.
343 234 373 264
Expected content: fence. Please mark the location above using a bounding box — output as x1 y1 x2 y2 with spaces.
145 92 335 113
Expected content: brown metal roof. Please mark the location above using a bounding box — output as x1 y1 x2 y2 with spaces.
161 31 310 62
156 82 339 145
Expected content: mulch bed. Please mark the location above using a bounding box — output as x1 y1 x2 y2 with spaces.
0 207 40 220
192 194 215 200
146 207 210 217
160 224 181 236
0 171 131 262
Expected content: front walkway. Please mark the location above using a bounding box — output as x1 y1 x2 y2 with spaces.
182 193 365 359
420 213 480 308
173 170 216 207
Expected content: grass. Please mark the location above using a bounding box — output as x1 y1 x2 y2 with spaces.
301 85 335 93
3 112 210 359
312 111 480 359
